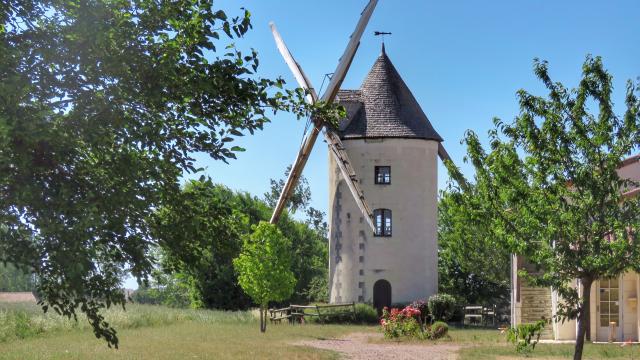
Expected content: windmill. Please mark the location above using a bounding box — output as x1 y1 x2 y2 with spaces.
268 0 463 232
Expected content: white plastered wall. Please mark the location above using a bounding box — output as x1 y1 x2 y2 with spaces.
328 138 439 304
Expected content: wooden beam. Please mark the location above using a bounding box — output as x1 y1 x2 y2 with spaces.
269 22 318 102
268 4 379 227
324 129 376 232
269 126 321 224
438 142 471 191
320 0 378 102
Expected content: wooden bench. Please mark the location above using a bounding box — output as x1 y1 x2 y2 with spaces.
269 307 292 323
269 303 356 324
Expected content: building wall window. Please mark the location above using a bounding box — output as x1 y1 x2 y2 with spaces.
374 166 391 184
373 209 392 237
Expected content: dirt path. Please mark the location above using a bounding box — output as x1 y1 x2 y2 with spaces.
296 332 461 360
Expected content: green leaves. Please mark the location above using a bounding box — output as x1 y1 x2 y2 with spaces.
233 222 295 312
0 0 317 347
448 56 640 358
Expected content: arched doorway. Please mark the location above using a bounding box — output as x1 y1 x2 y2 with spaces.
373 279 392 314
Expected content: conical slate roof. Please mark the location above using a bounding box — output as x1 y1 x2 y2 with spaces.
336 46 442 141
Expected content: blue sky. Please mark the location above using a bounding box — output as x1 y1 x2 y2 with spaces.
190 0 639 217
125 0 639 289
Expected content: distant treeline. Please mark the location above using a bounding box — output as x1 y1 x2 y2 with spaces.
132 177 329 310
0 263 35 292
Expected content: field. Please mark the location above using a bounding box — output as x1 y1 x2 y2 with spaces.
0 303 637 359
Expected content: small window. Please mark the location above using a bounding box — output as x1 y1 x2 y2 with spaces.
373 209 392 237
375 166 391 184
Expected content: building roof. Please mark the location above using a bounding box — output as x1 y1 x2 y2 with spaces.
335 45 442 141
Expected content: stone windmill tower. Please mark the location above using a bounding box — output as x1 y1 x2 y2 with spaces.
267 1 453 311
329 45 442 309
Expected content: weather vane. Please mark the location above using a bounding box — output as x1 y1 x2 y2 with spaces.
374 31 392 44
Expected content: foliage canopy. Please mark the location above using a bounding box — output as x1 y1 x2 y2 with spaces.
233 222 295 332
0 0 323 346
446 56 640 359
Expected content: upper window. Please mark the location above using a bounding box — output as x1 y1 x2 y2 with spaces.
375 166 391 184
373 209 392 237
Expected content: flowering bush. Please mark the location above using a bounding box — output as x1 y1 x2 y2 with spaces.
380 304 451 340
380 306 421 339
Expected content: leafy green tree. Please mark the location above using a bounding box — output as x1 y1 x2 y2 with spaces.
264 167 329 302
154 178 329 308
130 271 191 308
153 179 256 310
0 1 317 346
233 222 295 332
447 56 640 360
438 190 510 305
264 165 312 214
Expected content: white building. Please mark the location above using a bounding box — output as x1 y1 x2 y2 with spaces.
328 46 441 311
511 155 640 341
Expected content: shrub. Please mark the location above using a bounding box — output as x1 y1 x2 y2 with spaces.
380 306 422 339
429 321 449 340
306 303 377 324
355 303 378 324
428 294 456 322
410 298 429 325
506 319 547 355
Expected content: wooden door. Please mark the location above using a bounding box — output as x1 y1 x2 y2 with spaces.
373 279 392 314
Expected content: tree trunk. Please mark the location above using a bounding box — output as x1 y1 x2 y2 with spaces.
574 278 593 360
260 304 267 333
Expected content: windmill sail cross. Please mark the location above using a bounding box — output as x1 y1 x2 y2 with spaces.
267 0 379 229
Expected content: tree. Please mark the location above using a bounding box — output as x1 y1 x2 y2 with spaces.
264 167 329 302
153 179 256 310
0 1 315 347
264 165 312 214
129 270 191 308
438 190 510 306
447 56 640 359
154 178 329 309
233 222 295 332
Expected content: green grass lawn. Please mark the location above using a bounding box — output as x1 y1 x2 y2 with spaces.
458 341 638 360
0 321 377 360
446 327 636 360
1 303 638 359
0 303 373 359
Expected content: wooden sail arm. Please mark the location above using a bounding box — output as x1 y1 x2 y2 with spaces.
269 125 322 224
269 22 318 103
438 142 471 191
324 129 376 232
320 0 378 102
268 0 379 225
